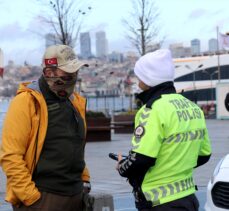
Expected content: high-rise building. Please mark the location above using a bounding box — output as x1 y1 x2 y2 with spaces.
191 39 201 56
80 32 92 59
208 38 218 53
96 31 108 58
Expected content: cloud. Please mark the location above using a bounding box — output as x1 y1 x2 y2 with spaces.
0 23 33 41
7 50 41 65
211 10 224 17
182 8 229 40
26 15 50 40
199 16 229 36
188 9 207 20
216 17 229 30
0 21 45 65
187 8 225 22
0 18 46 42
84 22 109 33
0 15 50 65
0 15 54 44
109 38 134 53
2 41 44 65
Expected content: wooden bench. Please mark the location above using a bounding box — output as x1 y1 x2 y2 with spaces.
86 127 111 142
111 121 134 134
87 126 111 131
86 117 111 142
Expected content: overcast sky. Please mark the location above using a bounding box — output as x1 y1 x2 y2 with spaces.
1 0 229 65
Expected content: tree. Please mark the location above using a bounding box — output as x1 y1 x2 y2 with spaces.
39 0 91 47
123 0 163 56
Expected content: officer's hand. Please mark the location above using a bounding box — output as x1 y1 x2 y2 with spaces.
83 181 91 193
116 153 123 170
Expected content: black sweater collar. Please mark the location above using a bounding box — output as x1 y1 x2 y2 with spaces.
137 81 176 105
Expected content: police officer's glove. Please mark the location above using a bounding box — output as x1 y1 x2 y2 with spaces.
117 158 128 177
83 181 91 193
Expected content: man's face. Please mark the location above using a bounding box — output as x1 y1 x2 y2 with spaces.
138 79 150 91
43 67 78 98
43 67 77 79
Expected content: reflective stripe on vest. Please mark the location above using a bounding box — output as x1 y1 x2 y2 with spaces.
163 129 205 144
143 177 195 206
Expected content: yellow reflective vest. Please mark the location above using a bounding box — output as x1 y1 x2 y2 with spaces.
132 93 211 206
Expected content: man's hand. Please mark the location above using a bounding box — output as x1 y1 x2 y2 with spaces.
83 181 91 193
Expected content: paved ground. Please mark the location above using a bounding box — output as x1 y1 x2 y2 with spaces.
0 119 229 210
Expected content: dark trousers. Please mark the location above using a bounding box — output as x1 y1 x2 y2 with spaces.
140 194 199 211
13 192 83 211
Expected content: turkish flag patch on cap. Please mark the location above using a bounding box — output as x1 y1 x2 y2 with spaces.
45 58 58 66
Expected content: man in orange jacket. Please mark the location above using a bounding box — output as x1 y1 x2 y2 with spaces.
0 45 90 211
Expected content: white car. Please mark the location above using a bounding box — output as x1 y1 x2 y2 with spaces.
205 154 229 211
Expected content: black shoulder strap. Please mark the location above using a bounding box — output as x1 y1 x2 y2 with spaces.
146 96 162 109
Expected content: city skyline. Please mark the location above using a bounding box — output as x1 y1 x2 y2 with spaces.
1 31 224 66
1 0 229 65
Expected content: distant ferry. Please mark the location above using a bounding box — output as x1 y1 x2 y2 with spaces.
173 54 229 104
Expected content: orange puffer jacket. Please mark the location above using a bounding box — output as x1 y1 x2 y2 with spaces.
0 81 90 207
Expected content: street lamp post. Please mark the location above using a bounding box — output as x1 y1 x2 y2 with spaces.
185 65 196 91
77 78 82 93
185 64 204 103
185 65 198 103
104 90 107 113
202 70 219 102
210 71 219 102
124 76 133 112
104 71 114 114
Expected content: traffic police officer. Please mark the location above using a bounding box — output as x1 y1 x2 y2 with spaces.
117 49 212 211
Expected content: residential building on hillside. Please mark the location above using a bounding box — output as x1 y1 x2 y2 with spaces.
169 43 191 58
108 51 124 63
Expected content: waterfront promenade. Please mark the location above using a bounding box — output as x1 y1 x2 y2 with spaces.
0 119 229 210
